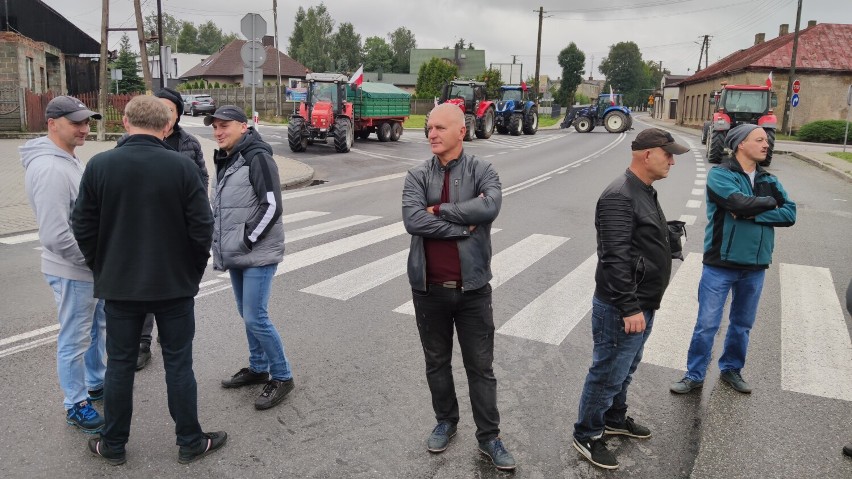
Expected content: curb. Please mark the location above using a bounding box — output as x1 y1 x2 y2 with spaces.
789 152 852 184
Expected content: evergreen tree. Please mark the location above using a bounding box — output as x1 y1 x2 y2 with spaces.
176 22 199 54
415 58 457 99
387 27 416 74
556 42 585 106
110 34 145 94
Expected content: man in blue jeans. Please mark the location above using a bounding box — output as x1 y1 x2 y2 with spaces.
670 124 795 396
20 96 106 434
573 128 689 470
207 106 294 410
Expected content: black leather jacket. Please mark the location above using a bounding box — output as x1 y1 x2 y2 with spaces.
594 169 672 316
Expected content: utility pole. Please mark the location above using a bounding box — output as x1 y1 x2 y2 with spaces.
697 35 708 72
98 0 109 141
133 0 152 92
274 0 282 117
533 6 544 106
589 55 594 80
156 0 165 89
781 0 803 135
705 36 710 70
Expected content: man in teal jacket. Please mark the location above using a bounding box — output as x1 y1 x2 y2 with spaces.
671 123 796 395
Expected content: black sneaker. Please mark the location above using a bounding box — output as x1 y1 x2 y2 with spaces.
221 368 270 389
88 437 126 466
254 379 294 410
478 437 516 471
605 416 651 438
670 377 704 394
720 370 752 394
178 431 228 464
426 421 457 453
573 437 618 470
136 344 151 371
843 443 852 458
66 400 104 434
87 388 104 402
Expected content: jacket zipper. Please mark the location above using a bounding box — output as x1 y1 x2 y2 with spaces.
724 224 737 259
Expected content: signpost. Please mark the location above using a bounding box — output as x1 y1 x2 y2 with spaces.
241 13 267 128
844 84 851 152
788 79 800 136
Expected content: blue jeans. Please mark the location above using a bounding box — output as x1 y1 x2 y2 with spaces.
102 298 204 451
574 296 655 442
684 265 765 382
229 264 292 381
44 274 106 410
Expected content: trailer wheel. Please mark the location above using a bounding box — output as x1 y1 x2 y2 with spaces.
288 117 308 152
378 122 392 142
574 116 592 133
390 122 403 141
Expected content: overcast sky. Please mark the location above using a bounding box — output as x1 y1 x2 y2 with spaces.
43 0 850 80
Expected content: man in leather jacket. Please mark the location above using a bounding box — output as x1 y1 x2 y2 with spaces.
402 103 515 471
573 128 689 470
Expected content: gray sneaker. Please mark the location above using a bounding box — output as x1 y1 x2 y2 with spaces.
426 421 457 453
478 437 516 471
720 370 752 393
670 377 704 394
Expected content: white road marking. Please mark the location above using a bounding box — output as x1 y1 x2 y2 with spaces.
0 232 40 245
696 173 707 179
691 188 704 196
686 200 702 208
286 215 381 242
695 180 706 186
301 249 408 300
0 324 59 347
679 214 697 225
283 211 332 224
283 173 407 200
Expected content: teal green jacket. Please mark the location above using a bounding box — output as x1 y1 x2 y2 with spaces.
703 157 796 269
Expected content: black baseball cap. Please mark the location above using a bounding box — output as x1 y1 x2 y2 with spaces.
203 105 247 126
45 96 102 121
631 128 689 154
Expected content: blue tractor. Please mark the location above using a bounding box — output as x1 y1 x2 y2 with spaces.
494 85 538 135
561 93 632 133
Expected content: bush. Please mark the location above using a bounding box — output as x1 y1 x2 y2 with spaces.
797 120 852 144
214 81 220 88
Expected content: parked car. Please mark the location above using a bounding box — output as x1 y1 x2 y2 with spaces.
183 94 216 116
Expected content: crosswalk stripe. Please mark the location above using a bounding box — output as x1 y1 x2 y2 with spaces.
286 215 380 242
686 200 702 208
393 233 569 316
283 211 331 223
679 214 697 225
641 252 703 370
0 232 40 245
301 249 409 300
780 263 852 402
497 253 597 345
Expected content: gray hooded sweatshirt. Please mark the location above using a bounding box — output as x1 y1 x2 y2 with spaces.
20 136 93 281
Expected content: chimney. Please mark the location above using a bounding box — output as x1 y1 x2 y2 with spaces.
779 24 789 36
262 35 275 47
807 20 817 28
754 33 765 45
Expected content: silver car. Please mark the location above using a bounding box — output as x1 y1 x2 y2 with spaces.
183 94 216 116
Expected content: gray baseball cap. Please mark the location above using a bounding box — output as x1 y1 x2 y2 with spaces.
204 105 247 126
45 96 102 121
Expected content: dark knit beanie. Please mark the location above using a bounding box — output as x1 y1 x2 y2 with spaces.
155 87 184 123
724 123 761 153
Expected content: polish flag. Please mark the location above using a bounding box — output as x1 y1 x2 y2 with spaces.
521 80 528 91
609 85 616 106
349 64 364 87
765 71 773 88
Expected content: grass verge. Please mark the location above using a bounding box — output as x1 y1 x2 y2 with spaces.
828 151 852 163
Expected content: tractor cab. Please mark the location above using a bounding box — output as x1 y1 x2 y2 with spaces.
593 93 624 118
300 73 351 131
440 81 486 115
717 87 777 124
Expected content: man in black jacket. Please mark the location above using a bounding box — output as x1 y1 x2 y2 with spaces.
572 128 689 470
72 95 226 466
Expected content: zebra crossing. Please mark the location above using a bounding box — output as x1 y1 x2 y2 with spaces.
4 208 851 402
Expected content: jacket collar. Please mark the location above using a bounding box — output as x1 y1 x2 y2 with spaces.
624 168 655 193
721 155 769 178
118 133 171 150
432 149 466 171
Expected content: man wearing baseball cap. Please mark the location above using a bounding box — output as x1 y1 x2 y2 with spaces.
206 105 295 411
573 127 689 470
20 96 106 434
671 123 795 396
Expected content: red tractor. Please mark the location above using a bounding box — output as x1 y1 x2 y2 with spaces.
288 73 354 153
424 80 495 140
701 83 778 166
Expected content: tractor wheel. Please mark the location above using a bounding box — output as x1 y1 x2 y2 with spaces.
496 124 508 135
604 111 627 133
625 115 633 130
390 122 403 141
475 107 495 139
333 118 353 153
464 114 476 141
701 121 711 145
707 129 726 164
378 122 392 142
574 116 593 133
760 128 775 167
357 129 370 140
523 107 538 135
509 113 522 136
287 117 308 152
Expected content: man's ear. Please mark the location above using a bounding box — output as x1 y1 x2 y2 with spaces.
122 115 130 131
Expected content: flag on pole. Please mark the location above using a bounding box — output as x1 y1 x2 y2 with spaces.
521 80 528 91
349 64 364 86
765 71 773 88
609 85 616 106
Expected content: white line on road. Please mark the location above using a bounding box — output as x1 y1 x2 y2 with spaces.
691 188 704 196
679 214 697 225
695 180 706 186
286 215 381 242
0 232 40 245
301 249 408 300
0 324 59 347
0 334 59 358
283 211 331 223
686 200 702 208
283 173 407 200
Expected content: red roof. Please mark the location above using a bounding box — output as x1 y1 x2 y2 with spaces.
682 23 852 85
181 40 308 79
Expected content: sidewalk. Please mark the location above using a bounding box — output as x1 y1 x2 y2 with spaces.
0 135 314 238
639 114 852 183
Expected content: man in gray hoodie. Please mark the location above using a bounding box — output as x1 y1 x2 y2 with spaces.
20 96 106 434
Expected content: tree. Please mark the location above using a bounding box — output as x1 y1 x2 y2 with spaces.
598 41 647 108
110 34 145 94
144 12 181 55
476 68 503 100
415 57 457 99
331 22 362 72
556 42 585 106
197 21 230 54
290 3 335 72
387 27 416 73
176 22 198 54
362 36 393 73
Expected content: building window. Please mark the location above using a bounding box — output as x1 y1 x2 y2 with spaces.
26 57 35 90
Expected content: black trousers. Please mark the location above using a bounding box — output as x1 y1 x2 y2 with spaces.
102 297 203 452
412 283 500 442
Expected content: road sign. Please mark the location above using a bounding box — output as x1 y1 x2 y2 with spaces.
243 67 263 87
240 41 266 67
792 80 801 94
791 94 800 107
241 13 267 41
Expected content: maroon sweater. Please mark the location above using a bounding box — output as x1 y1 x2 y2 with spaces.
424 168 461 283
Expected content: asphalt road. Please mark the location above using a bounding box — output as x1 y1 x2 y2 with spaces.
1 117 850 478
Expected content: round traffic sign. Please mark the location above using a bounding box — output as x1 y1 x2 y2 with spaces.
791 93 800 107
792 80 801 94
